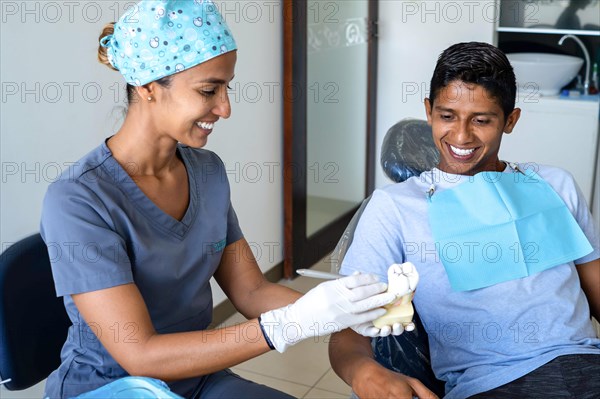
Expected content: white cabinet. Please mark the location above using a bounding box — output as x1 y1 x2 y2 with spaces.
499 96 599 209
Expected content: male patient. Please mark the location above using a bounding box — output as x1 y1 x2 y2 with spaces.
329 42 600 399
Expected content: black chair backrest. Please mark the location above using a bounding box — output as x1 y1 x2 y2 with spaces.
0 233 70 390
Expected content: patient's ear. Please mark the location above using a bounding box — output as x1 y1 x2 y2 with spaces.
503 108 521 134
424 98 433 125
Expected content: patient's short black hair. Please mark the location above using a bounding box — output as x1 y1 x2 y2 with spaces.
429 42 516 120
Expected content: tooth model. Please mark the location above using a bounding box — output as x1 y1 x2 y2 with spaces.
373 262 419 329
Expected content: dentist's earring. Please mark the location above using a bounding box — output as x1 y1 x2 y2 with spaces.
148 96 153 101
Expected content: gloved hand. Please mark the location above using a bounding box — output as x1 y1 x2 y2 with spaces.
259 273 395 352
352 263 420 338
350 320 415 338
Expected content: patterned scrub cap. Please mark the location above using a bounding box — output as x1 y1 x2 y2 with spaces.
100 0 237 86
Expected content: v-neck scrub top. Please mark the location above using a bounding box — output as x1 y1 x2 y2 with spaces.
40 141 244 398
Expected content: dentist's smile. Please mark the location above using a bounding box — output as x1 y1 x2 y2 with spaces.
196 121 215 131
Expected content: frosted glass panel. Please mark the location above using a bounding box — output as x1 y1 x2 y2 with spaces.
306 0 369 237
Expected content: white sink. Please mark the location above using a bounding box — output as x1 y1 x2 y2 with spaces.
506 53 584 96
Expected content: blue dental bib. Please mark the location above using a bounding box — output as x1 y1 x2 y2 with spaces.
428 165 593 292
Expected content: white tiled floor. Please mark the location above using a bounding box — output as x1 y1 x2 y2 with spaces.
1 257 350 399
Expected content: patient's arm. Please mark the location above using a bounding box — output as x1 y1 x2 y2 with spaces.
329 329 438 399
576 258 600 321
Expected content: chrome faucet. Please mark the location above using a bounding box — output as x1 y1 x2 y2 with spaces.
558 34 590 95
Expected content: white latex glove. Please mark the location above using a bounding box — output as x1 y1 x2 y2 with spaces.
351 321 416 338
259 273 395 352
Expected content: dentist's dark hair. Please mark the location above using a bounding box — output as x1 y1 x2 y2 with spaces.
428 42 516 120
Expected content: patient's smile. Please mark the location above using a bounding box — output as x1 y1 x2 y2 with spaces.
449 144 476 157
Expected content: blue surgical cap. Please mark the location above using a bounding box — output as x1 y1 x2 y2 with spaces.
100 0 237 86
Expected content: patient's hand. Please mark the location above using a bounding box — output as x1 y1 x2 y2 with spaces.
351 360 439 399
373 263 419 329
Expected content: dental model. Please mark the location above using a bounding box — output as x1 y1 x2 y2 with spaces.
373 262 419 329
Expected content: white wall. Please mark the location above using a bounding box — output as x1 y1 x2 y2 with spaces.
0 1 283 306
375 0 497 188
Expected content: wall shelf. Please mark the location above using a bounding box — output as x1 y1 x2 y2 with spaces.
497 27 600 37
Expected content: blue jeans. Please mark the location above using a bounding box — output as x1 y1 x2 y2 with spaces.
76 377 182 399
190 369 295 399
75 370 295 399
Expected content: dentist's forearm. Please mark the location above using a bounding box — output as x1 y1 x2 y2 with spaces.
128 319 271 381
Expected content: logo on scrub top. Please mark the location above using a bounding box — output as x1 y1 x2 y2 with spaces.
212 239 226 253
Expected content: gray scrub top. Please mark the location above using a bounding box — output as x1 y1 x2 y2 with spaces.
40 141 243 398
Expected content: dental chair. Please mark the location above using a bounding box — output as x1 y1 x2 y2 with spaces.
330 118 446 396
0 234 186 399
0 233 71 390
0 234 184 398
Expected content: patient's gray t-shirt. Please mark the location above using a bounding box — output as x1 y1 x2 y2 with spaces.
341 164 600 399
40 142 243 398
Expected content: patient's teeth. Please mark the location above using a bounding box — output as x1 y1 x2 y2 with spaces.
450 145 474 156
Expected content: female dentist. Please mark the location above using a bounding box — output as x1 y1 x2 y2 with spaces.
39 1 396 398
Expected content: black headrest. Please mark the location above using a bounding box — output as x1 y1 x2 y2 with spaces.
380 118 439 183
